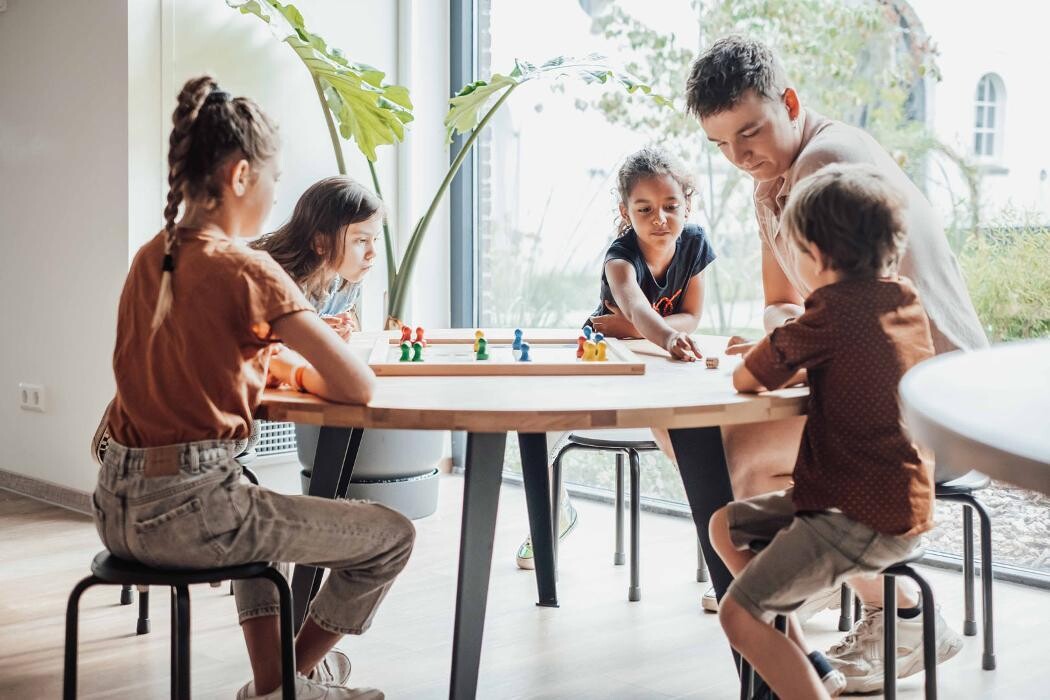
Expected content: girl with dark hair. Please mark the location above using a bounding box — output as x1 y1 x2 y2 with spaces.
92 76 411 699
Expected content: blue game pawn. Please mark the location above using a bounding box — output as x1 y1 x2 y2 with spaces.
512 328 524 350
518 342 531 362
593 332 604 343
583 325 593 340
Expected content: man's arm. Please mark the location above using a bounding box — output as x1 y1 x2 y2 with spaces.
761 241 805 333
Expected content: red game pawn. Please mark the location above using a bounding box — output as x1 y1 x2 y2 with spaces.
400 326 412 343
414 326 427 346
576 335 586 359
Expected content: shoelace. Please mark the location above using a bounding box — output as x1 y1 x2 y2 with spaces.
830 608 883 655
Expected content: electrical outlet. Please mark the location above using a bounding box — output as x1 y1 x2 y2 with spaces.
18 383 46 413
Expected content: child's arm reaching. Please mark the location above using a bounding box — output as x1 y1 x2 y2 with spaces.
602 260 703 361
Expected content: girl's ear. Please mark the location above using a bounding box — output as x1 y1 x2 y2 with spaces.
229 158 251 197
618 202 630 224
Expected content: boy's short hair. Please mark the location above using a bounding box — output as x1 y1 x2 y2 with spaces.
685 35 788 119
782 163 908 277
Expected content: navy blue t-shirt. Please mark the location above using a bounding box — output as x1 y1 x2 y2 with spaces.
591 223 716 320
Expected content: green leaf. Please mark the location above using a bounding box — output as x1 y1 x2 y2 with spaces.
229 0 413 162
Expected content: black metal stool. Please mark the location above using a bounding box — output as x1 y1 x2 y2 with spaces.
65 551 295 700
117 465 261 632
551 430 708 602
883 551 938 699
837 472 995 669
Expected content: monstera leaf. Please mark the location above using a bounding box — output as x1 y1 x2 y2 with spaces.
444 55 670 143
229 0 412 162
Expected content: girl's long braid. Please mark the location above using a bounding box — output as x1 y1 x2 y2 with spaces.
150 76 217 331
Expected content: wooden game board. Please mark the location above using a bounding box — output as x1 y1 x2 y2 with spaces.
368 332 646 376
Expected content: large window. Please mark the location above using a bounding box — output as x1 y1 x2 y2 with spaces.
466 0 1050 580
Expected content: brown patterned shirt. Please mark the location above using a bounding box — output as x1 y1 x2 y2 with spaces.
744 277 936 536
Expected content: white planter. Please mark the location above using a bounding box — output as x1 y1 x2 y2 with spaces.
296 425 443 519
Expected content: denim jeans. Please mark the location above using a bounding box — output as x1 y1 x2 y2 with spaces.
93 439 415 635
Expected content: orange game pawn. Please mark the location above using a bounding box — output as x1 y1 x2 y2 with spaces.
414 326 427 346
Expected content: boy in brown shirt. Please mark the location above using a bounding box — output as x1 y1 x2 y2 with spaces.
708 163 937 698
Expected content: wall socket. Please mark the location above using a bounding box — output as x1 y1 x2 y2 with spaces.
19 383 46 413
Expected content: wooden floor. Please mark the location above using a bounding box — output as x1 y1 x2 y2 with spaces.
1 466 1047 699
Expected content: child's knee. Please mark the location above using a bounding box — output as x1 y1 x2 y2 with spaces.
708 507 732 558
717 594 755 644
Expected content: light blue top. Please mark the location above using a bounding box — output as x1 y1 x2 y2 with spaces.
310 276 362 317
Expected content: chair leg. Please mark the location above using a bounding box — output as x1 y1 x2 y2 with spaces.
174 585 191 700
969 496 996 670
627 449 641 602
838 583 853 631
63 575 102 700
696 537 709 583
892 566 939 700
170 587 178 700
884 573 897 700
137 585 151 635
962 506 977 636
120 584 133 606
614 453 626 566
261 567 298 700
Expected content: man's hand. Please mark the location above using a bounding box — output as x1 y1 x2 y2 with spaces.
726 335 757 356
664 330 703 362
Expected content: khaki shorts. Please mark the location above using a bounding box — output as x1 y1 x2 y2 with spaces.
725 490 918 623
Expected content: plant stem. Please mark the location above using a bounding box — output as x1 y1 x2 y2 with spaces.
368 160 398 293
388 85 518 319
312 76 346 176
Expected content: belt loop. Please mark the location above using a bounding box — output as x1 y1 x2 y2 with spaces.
189 445 200 474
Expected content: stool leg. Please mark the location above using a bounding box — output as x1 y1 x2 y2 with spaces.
696 537 709 582
854 593 862 625
838 583 853 632
627 449 641 602
884 574 897 700
971 497 996 670
614 453 626 566
137 585 151 635
261 567 297 700
962 506 977 636
738 656 754 700
63 575 101 700
897 566 938 700
175 585 191 700
120 584 133 606
170 587 178 699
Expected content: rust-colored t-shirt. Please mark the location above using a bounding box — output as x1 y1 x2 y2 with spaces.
744 277 936 536
108 229 313 447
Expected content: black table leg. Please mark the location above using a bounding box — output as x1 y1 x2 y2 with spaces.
668 426 735 599
290 426 364 631
517 432 558 607
449 432 507 700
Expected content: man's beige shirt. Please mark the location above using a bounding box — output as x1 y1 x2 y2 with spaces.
754 110 988 353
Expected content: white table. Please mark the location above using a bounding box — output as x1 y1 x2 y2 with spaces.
900 339 1050 495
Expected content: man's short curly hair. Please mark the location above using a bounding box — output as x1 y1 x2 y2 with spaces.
685 35 788 119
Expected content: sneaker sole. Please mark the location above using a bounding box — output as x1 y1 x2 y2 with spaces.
701 595 719 613
842 634 965 693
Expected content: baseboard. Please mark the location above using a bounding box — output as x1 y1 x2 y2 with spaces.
0 468 91 515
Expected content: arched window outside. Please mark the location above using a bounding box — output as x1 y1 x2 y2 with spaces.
974 73 1005 159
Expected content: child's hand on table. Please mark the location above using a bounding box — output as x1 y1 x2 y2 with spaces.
589 302 641 339
321 313 354 341
663 330 703 362
725 335 757 356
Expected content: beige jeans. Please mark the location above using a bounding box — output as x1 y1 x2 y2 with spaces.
93 439 415 635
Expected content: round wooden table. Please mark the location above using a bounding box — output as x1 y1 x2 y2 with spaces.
901 339 1050 495
259 331 807 700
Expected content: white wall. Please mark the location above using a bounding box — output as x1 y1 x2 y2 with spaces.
1 0 452 493
0 0 131 493
912 0 1050 221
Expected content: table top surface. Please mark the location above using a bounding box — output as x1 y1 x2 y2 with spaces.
900 339 1050 493
258 330 808 432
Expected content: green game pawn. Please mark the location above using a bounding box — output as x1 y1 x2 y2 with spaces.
399 341 411 362
411 341 424 362
475 337 490 360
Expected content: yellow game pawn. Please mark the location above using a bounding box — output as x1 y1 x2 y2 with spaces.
596 340 608 362
474 329 485 352
582 340 597 361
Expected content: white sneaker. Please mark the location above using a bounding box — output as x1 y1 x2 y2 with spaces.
796 585 842 625
307 649 352 686
515 501 578 570
701 586 719 613
827 605 964 693
236 673 383 699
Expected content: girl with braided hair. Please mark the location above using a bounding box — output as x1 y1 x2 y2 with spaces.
92 75 412 699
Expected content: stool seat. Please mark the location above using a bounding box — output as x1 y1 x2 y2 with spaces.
568 429 658 450
90 551 271 587
936 471 991 495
